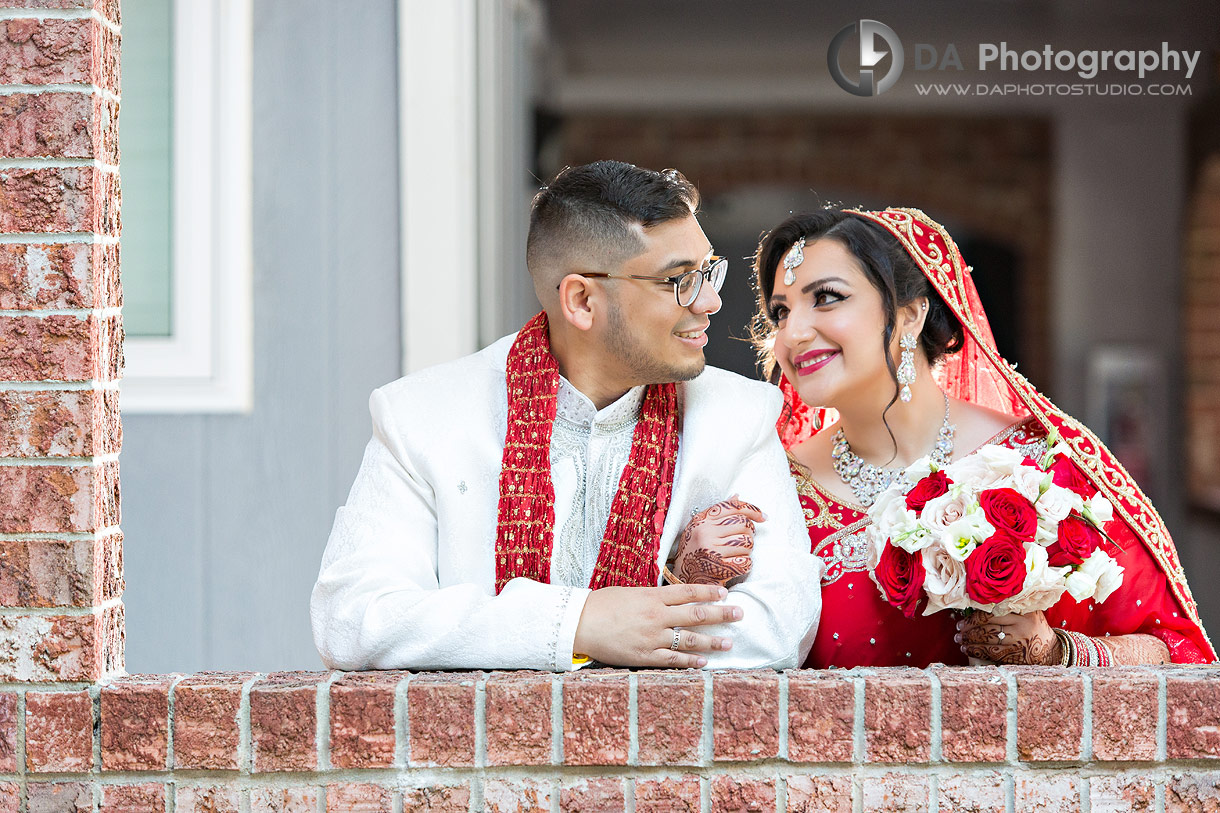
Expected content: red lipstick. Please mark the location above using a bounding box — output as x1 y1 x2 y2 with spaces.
793 348 839 376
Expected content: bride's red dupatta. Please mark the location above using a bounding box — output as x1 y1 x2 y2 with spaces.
779 207 1215 662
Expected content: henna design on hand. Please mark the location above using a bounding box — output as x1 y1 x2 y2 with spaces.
682 548 752 586
674 497 760 585
959 612 1059 665
962 623 1170 665
698 499 761 521
674 515 704 575
1104 633 1170 665
962 632 1058 665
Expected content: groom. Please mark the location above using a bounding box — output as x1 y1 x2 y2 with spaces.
311 160 820 671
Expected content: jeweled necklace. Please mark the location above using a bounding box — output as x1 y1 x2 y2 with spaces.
831 393 955 507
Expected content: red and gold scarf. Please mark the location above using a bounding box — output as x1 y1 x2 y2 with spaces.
854 208 1215 659
494 311 680 593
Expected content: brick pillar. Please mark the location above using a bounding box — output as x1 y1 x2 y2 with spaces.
1187 154 1220 510
0 0 123 682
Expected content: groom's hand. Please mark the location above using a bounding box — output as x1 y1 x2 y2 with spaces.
572 584 742 668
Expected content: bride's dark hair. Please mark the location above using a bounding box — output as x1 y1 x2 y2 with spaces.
750 206 965 457
751 206 964 381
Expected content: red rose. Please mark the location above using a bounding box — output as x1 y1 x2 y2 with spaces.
905 470 952 514
1050 456 1094 499
964 533 1027 605
874 541 926 618
978 487 1038 541
1047 512 1102 567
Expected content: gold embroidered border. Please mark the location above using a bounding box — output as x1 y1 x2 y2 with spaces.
788 452 858 530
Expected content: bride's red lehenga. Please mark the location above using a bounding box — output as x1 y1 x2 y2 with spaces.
778 209 1216 668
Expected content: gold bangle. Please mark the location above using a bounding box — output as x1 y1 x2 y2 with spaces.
1053 628 1073 666
662 565 684 585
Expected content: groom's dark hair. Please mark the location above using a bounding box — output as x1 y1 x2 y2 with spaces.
527 160 699 291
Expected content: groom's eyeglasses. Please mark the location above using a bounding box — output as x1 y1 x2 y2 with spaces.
573 256 728 307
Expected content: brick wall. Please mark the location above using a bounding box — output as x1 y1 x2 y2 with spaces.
2 667 1220 811
0 0 123 685
553 113 1053 388
1 2 1218 811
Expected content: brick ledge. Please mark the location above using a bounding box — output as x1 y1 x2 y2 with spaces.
1 666 1219 811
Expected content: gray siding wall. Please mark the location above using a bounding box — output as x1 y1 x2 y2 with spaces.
121 0 401 672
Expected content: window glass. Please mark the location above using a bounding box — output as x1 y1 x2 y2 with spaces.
118 0 173 337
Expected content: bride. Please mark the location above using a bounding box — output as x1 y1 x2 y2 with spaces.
676 206 1214 667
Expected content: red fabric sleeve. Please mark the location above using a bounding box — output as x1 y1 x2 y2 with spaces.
1149 628 1208 664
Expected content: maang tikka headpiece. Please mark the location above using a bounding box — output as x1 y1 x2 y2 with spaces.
782 236 805 286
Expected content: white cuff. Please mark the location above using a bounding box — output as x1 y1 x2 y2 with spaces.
554 586 592 672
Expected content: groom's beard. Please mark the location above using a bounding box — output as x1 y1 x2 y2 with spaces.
605 298 706 386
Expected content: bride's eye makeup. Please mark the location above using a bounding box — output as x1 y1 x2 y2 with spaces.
811 285 848 307
768 285 849 321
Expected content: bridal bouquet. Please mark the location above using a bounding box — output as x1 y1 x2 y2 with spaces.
865 432 1123 619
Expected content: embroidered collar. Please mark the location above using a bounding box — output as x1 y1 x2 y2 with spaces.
556 378 645 433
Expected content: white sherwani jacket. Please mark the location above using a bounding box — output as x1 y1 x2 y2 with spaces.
311 335 822 671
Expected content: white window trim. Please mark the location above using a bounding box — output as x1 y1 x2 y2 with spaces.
397 0 541 374
121 0 253 413
398 0 478 375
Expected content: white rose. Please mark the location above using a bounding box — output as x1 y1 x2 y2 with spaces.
904 455 937 482
1034 483 1083 524
1010 463 1049 503
921 544 970 614
1064 569 1098 602
943 454 982 483
1085 493 1115 526
1033 516 1059 547
1079 548 1125 603
921 489 974 534
868 484 906 523
1095 562 1124 603
945 449 1014 490
1000 543 1070 615
865 526 885 572
975 444 1025 473
875 497 918 538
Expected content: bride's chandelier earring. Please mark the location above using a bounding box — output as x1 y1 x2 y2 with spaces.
897 334 917 403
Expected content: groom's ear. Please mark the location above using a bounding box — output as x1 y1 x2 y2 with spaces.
555 274 597 332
